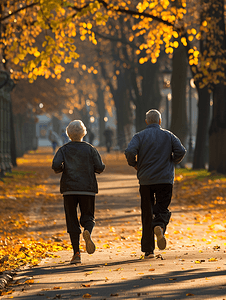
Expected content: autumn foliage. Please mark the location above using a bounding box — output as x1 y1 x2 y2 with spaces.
0 150 71 274
1 0 225 92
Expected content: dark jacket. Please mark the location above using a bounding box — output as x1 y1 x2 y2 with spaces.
52 141 105 194
125 124 186 185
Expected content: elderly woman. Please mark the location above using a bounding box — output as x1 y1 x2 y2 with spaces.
52 120 105 264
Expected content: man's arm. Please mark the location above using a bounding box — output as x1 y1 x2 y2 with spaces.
171 134 186 164
125 135 139 168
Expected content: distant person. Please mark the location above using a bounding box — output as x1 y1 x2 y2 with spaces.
61 129 70 144
48 130 60 154
103 127 113 153
125 109 186 259
52 120 105 264
88 129 95 145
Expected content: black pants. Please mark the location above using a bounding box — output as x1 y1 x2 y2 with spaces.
139 184 172 252
63 194 95 253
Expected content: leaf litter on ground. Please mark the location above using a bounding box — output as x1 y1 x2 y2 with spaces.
0 147 226 296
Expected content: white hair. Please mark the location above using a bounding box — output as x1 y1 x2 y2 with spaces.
146 109 161 125
66 120 87 141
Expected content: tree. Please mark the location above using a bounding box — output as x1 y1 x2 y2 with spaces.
208 0 226 173
101 0 226 172
2 0 226 172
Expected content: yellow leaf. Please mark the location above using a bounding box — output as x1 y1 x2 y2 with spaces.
83 294 92 298
34 51 40 57
13 57 20 65
181 37 187 46
25 279 34 284
208 258 217 262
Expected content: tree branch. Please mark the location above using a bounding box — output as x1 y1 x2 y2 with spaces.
98 0 175 28
0 2 38 23
69 0 175 28
93 30 139 49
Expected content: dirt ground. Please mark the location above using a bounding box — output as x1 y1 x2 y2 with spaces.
0 147 226 300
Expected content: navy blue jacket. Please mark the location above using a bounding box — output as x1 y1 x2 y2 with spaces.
52 141 105 194
125 124 186 185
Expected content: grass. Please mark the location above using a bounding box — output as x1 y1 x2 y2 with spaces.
175 168 226 182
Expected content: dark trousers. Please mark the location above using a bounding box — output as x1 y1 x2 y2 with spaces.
63 194 95 253
139 184 172 252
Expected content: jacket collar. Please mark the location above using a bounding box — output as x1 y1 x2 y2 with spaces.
146 124 160 129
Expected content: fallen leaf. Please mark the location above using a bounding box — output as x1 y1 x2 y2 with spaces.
25 279 34 284
208 257 218 262
81 284 90 287
83 294 92 298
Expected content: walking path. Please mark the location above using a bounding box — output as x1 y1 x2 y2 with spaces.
1 148 226 300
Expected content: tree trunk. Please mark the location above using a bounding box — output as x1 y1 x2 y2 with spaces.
170 44 188 148
208 0 226 173
132 60 162 132
135 102 149 132
99 56 130 150
96 86 106 146
209 83 226 173
10 100 17 167
0 71 14 175
192 87 210 169
141 60 161 111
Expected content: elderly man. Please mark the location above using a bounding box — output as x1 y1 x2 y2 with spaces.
125 109 186 258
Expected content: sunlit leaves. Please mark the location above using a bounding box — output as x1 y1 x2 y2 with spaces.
1 0 226 95
1 0 108 81
0 151 72 273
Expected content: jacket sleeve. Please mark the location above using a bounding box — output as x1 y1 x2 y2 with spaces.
92 148 105 174
52 148 64 173
124 134 139 167
171 134 187 164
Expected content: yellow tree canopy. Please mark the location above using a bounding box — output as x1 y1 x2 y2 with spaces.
1 0 225 90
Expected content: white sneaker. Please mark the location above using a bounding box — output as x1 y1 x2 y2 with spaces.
154 226 166 250
83 230 96 254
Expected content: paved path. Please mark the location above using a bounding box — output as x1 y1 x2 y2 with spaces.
1 157 226 300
